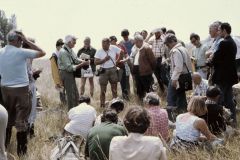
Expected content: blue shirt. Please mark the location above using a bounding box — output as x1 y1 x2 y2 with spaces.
0 45 37 86
120 39 134 55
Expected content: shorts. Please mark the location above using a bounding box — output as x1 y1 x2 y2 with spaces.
99 67 118 86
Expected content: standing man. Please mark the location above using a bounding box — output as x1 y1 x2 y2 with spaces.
77 37 96 97
146 28 169 92
190 33 209 79
211 23 238 126
58 35 89 110
94 38 124 108
129 35 156 102
110 36 130 100
0 30 46 156
119 29 134 97
164 34 192 121
206 21 223 84
50 39 66 105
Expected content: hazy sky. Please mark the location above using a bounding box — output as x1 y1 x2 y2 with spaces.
1 0 239 58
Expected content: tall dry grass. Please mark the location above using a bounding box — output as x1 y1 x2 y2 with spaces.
6 59 240 160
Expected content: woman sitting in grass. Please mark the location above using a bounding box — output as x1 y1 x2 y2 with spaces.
170 96 217 150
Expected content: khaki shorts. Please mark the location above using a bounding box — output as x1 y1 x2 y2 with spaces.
1 86 31 132
99 67 118 86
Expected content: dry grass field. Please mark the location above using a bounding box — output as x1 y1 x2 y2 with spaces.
7 59 240 160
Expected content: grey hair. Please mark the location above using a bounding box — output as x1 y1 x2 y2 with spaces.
64 35 77 44
7 30 19 43
144 92 160 105
134 34 144 41
209 21 222 30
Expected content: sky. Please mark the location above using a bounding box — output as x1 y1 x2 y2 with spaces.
1 0 240 58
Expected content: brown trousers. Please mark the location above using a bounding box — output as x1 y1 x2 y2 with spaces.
1 86 31 132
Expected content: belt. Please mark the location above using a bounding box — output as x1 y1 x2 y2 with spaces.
102 67 115 70
176 136 198 146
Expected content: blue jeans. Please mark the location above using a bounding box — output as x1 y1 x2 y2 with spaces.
167 81 187 121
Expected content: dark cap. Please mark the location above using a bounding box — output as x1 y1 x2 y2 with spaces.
56 39 64 47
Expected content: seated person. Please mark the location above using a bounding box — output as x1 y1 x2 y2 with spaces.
85 108 127 160
192 72 208 96
109 106 167 160
200 86 227 135
144 92 169 141
0 104 8 160
64 95 96 139
94 97 124 126
171 96 216 150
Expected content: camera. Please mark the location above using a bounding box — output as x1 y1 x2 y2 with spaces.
95 67 105 76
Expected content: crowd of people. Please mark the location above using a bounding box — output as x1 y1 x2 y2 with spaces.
0 20 239 159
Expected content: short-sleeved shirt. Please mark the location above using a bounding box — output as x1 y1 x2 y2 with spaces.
77 47 97 72
86 122 127 160
94 45 121 68
119 39 134 55
148 38 166 58
145 106 169 141
192 44 208 67
0 45 37 86
64 102 96 139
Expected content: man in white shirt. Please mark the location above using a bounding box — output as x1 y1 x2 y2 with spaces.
164 33 192 121
94 38 124 107
64 95 96 139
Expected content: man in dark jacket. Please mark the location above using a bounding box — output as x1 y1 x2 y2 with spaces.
211 22 238 125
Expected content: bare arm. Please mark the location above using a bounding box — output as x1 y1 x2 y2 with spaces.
194 119 216 141
17 32 46 58
94 56 110 65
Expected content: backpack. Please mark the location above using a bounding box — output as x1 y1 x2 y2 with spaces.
50 135 85 160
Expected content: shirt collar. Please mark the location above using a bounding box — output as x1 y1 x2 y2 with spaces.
64 44 72 53
128 133 144 139
170 43 182 53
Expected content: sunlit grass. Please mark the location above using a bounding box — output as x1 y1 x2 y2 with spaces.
6 59 240 160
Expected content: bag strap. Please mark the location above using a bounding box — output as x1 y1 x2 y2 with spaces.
104 50 117 68
176 48 190 73
64 46 76 64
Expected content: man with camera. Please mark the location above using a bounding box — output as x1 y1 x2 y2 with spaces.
0 30 46 156
58 35 89 110
77 37 96 97
94 38 124 108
